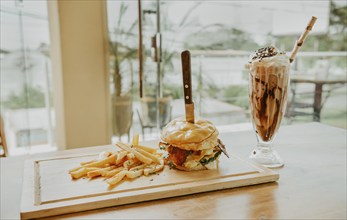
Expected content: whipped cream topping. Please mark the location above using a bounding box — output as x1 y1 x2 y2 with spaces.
249 46 290 67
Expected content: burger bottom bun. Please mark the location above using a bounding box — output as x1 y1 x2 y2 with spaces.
166 151 221 171
169 159 219 171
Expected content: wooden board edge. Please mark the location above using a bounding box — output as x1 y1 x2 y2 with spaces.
20 159 36 219
20 171 278 219
20 153 280 219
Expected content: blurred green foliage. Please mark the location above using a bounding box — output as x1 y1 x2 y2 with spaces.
1 85 46 109
163 85 183 99
274 2 347 52
184 27 259 50
223 85 249 109
110 2 138 97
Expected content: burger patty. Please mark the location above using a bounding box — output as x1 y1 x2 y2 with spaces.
159 141 222 169
166 146 190 166
166 146 202 166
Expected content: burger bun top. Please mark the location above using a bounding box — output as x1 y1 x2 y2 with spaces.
161 117 219 151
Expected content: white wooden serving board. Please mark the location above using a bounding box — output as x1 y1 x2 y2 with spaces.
20 146 279 219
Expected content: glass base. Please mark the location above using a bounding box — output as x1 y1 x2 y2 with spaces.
249 147 284 168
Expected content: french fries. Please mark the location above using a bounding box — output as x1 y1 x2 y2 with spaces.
70 167 88 179
69 166 82 173
136 145 157 154
87 166 116 179
144 159 164 176
98 151 111 160
117 142 153 164
84 153 117 168
116 151 128 165
80 160 97 166
104 167 124 177
123 159 140 170
106 170 127 185
69 135 164 187
132 133 139 146
126 169 143 179
135 148 161 163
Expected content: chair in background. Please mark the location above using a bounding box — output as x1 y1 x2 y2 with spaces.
286 82 320 121
286 59 331 122
287 80 344 122
0 115 8 157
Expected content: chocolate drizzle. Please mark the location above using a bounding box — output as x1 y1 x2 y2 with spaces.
257 93 281 141
249 67 288 142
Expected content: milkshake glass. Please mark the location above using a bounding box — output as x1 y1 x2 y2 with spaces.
248 46 290 168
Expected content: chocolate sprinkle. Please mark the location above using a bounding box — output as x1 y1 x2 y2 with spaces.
250 46 285 62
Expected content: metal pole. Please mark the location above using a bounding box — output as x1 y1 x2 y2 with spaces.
137 0 143 98
198 55 203 116
156 0 162 98
44 59 53 147
18 3 31 152
156 0 162 131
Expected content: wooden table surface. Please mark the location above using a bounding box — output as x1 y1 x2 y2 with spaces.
1 122 346 219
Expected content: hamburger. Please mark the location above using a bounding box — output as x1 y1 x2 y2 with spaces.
159 117 227 171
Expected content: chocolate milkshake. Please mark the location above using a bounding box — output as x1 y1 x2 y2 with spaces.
248 46 290 142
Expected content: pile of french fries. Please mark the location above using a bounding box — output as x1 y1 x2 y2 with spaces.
69 135 164 186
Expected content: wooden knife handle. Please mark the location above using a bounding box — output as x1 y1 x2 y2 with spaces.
181 50 195 123
181 50 193 104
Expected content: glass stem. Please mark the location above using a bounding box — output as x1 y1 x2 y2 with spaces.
257 140 273 152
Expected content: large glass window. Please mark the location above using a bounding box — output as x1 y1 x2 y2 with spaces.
106 0 347 141
0 0 55 155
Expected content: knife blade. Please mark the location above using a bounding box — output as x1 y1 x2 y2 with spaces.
181 50 195 123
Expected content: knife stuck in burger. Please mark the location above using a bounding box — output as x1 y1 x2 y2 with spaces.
159 50 229 171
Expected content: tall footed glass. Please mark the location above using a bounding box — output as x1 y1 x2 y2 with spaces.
248 49 290 168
